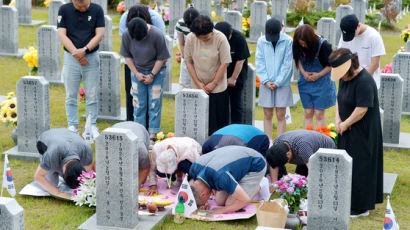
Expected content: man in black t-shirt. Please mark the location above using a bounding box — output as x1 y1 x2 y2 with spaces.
215 22 251 124
57 0 104 139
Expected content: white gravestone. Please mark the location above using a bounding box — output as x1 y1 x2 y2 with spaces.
336 5 353 44
352 0 367 23
224 11 243 32
318 0 331 10
249 1 267 43
48 0 64 26
271 0 288 27
125 0 139 10
0 197 24 230
215 0 223 17
317 17 337 48
100 15 112 51
193 0 212 17
6 76 50 160
392 52 410 115
164 35 173 93
241 64 256 125
307 149 352 230
91 0 107 14
169 0 186 36
175 89 209 145
379 74 403 144
0 6 26 58
237 0 245 12
37 25 63 85
97 52 123 121
407 40 410 52
16 0 31 24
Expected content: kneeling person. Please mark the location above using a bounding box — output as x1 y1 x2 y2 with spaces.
189 146 267 214
113 121 151 188
145 137 202 195
267 130 335 182
34 128 94 199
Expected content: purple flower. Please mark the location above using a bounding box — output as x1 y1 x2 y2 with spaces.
280 185 287 191
287 187 294 194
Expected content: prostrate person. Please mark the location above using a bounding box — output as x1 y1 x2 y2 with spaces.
57 0 105 138
175 7 199 88
113 121 151 189
34 128 95 199
338 14 386 89
145 137 202 196
255 17 294 140
214 22 251 124
267 130 335 183
189 146 267 214
202 124 269 156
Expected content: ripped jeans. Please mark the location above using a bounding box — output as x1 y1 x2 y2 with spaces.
130 68 165 134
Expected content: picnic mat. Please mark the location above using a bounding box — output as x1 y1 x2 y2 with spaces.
140 178 257 221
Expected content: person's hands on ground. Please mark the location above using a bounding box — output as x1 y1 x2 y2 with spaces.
227 78 236 87
144 185 158 196
210 207 226 214
58 191 72 199
198 202 210 211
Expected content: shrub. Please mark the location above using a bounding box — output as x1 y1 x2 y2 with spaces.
334 0 352 8
380 0 400 24
286 10 336 27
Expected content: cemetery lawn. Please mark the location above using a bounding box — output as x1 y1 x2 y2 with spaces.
0 10 409 230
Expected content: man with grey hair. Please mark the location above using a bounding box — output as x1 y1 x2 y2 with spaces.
57 0 105 138
189 146 267 214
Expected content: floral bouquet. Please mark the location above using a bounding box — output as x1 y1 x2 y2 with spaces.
1 92 17 127
242 16 250 38
155 131 175 143
72 171 96 207
273 174 308 214
162 9 169 26
23 47 38 76
79 88 86 103
306 123 337 144
381 62 392 73
400 29 410 43
116 1 125 14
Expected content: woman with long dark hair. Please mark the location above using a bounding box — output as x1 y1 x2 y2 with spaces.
329 48 383 217
293 24 336 128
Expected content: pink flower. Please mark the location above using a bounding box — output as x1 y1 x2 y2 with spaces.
291 178 299 184
381 63 392 73
296 181 304 187
287 187 294 194
73 189 78 195
275 180 283 186
283 183 290 188
280 185 287 191
284 175 291 181
163 9 170 21
234 5 238 10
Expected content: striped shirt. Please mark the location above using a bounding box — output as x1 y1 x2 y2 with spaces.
175 19 190 38
273 130 336 165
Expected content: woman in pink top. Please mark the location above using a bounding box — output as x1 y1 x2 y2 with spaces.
145 137 202 196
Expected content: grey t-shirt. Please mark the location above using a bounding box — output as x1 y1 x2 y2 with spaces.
119 26 170 71
112 122 150 169
273 130 336 165
38 128 93 176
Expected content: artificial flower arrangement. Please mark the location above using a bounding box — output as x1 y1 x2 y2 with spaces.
242 16 251 38
255 74 260 98
1 92 17 126
175 52 182 63
162 9 169 26
116 1 125 14
23 47 38 76
400 29 410 43
306 123 337 144
44 0 51 8
155 131 175 143
381 63 392 73
72 171 96 207
79 88 86 103
273 174 308 214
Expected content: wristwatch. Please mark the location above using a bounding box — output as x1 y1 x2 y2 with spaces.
84 46 90 54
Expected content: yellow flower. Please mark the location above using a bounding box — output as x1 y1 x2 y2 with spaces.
44 0 51 8
1 109 8 122
327 123 335 131
7 110 17 123
156 131 164 140
211 11 216 19
7 92 15 97
9 0 15 7
7 99 17 110
329 131 337 138
1 100 8 108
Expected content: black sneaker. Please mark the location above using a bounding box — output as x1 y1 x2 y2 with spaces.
350 210 369 218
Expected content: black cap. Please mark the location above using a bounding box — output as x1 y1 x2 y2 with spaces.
265 17 282 42
215 21 232 39
340 14 359 42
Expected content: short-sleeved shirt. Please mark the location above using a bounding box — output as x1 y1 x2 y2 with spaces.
273 130 336 165
118 9 166 36
57 3 105 53
338 26 386 89
227 29 250 87
175 19 190 38
202 124 269 156
184 29 232 93
189 146 266 195
119 26 170 71
38 128 93 176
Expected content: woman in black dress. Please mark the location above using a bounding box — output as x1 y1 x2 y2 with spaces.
329 48 383 217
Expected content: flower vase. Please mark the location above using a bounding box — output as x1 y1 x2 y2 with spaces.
11 128 17 146
285 213 300 230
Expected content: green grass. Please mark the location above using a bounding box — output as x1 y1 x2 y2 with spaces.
0 10 409 230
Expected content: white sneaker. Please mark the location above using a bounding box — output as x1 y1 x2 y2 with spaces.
68 126 78 134
91 125 100 140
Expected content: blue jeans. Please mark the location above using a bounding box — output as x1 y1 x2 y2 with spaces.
131 68 165 134
62 51 99 127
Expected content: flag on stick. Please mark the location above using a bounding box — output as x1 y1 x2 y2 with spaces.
2 153 16 197
383 196 400 230
175 175 197 217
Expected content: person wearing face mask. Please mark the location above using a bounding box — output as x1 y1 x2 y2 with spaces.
293 24 336 129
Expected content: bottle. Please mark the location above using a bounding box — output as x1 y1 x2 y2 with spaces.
174 196 185 224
